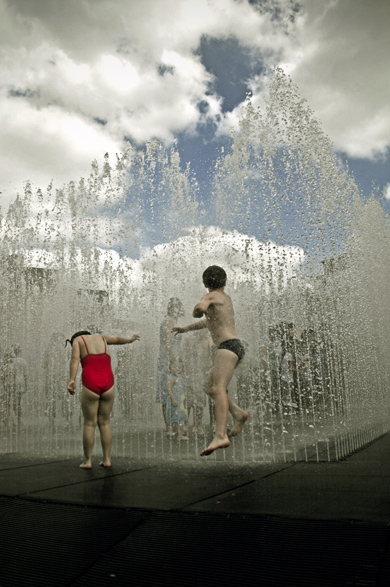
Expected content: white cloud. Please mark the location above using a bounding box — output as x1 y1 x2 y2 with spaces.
96 55 139 95
0 0 388 210
215 0 390 161
139 225 304 297
275 0 390 160
0 0 287 205
384 184 390 201
0 97 121 199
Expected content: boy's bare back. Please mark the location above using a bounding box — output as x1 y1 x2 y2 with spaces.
195 290 238 346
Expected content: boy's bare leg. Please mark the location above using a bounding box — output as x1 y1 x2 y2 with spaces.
227 395 249 437
201 349 245 456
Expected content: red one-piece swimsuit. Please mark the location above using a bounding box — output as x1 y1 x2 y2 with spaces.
80 335 114 395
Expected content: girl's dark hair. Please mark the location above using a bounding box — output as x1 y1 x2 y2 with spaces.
65 330 91 347
202 265 227 290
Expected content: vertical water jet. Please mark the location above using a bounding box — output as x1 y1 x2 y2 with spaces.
0 69 389 462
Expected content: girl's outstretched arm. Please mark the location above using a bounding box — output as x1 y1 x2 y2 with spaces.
104 334 140 345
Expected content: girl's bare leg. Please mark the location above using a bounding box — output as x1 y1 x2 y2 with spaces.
97 386 115 467
81 387 100 468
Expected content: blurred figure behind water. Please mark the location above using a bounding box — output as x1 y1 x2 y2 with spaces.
43 332 69 433
182 329 214 436
155 298 185 435
11 345 27 428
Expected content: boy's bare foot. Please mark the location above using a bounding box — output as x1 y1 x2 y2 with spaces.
80 462 92 469
201 436 230 456
99 461 111 468
229 411 249 437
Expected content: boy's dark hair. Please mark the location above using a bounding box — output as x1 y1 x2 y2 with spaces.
202 265 227 290
65 330 91 347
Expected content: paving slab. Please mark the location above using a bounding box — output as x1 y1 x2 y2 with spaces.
0 497 144 587
347 433 390 461
184 465 390 523
23 462 287 510
276 460 390 477
0 457 155 496
0 454 67 471
181 434 390 522
72 511 389 587
2 433 390 586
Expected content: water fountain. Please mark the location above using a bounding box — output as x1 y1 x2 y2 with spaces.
1 68 389 462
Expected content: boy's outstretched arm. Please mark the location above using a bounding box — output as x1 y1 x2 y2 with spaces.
193 293 212 318
172 319 207 336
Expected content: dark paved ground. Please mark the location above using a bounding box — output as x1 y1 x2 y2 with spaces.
1 433 390 586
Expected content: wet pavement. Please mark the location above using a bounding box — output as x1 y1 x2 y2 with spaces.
1 433 390 586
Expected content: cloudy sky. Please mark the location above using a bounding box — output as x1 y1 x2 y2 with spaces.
1 0 389 214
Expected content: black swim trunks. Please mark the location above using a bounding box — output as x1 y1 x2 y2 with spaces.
218 339 245 362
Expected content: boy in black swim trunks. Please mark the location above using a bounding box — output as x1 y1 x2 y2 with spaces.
172 265 248 456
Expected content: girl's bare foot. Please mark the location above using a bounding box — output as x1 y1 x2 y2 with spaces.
201 436 230 456
80 462 92 469
99 461 111 468
229 411 249 437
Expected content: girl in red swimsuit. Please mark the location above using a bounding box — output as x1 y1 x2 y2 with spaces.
66 330 140 469
80 335 114 395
